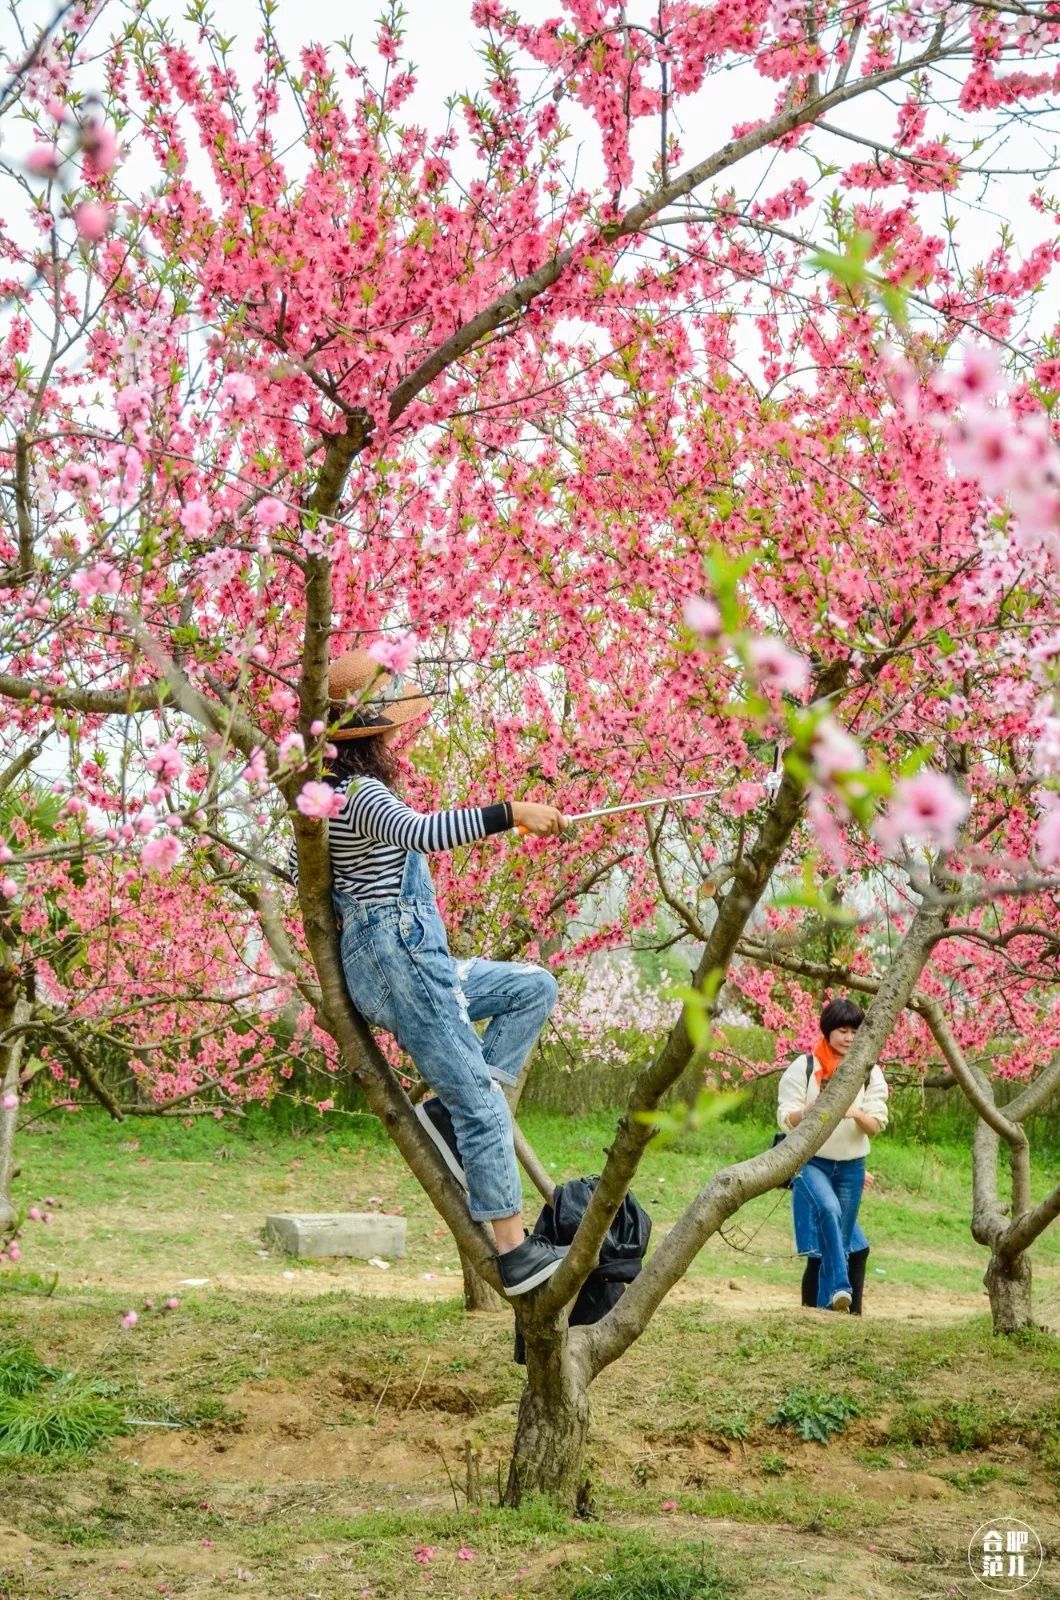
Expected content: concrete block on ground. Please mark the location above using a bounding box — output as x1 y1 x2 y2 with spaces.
263 1212 406 1260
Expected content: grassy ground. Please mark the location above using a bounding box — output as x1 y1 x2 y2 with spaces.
0 1108 1057 1599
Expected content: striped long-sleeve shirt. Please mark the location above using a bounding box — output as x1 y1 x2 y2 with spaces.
290 777 513 898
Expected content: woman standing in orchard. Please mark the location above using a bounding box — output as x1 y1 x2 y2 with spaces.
305 649 568 1297
776 999 888 1312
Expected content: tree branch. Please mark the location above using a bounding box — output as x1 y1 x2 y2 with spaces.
0 731 49 797
917 997 1023 1146
537 753 814 1321
12 435 34 579
289 433 506 1288
512 1120 557 1206
1005 1052 1060 1123
387 39 950 427
50 1026 124 1121
0 672 166 717
583 897 947 1374
645 813 710 943
495 852 631 962
1002 1180 1060 1260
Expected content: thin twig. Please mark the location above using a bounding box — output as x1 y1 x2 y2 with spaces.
435 1440 463 1512
371 1371 393 1418
402 1355 432 1414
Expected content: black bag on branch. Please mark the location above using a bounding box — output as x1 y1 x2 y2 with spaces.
513 1176 652 1365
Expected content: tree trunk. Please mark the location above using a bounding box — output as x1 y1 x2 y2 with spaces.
460 1248 506 1313
0 991 29 1232
0 1117 18 1231
461 1090 555 1312
984 1249 1035 1335
0 926 29 1231
504 1320 591 1510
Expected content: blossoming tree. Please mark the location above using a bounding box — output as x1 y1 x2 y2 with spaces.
632 338 1060 1338
1 0 1059 1503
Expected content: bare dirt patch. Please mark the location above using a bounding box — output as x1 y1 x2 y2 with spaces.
669 1272 990 1324
114 1373 486 1486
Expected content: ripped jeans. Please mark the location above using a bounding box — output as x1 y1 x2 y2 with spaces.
333 850 558 1221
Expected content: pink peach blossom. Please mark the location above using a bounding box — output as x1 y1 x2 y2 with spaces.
74 200 110 241
368 631 418 675
179 498 212 537
142 834 184 872
811 718 864 780
268 688 299 716
241 748 269 785
1032 711 1060 778
747 637 810 697
71 561 121 601
25 143 60 177
256 496 288 530
296 781 344 819
277 733 305 766
808 792 850 872
80 119 119 178
951 343 1003 403
221 373 256 404
875 772 969 855
1035 800 1060 869
683 595 722 637
147 742 185 785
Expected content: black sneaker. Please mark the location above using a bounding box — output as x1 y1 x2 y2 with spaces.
497 1236 567 1297
415 1097 468 1190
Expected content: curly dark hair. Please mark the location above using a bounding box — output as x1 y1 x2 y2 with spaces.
327 734 401 792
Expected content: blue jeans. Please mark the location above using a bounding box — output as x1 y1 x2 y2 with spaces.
333 851 558 1222
791 1156 866 1308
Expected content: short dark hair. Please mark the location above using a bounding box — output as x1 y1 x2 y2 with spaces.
820 997 865 1039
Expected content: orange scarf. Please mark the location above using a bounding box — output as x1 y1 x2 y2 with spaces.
812 1035 840 1088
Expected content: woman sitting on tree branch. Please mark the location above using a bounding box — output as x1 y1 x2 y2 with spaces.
296 649 568 1297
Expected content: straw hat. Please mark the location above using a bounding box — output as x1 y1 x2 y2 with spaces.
327 649 432 742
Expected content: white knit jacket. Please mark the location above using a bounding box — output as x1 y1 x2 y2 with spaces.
777 1053 889 1162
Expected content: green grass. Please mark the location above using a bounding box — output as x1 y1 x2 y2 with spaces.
0 1342 55 1396
677 1484 878 1535
0 1340 126 1459
567 1544 733 1600
0 1373 125 1457
9 1102 1058 1321
0 1107 1056 1599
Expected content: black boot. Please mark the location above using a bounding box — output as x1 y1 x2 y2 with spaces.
849 1246 869 1316
801 1256 820 1307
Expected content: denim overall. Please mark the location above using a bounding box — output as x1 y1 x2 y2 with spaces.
333 849 558 1222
